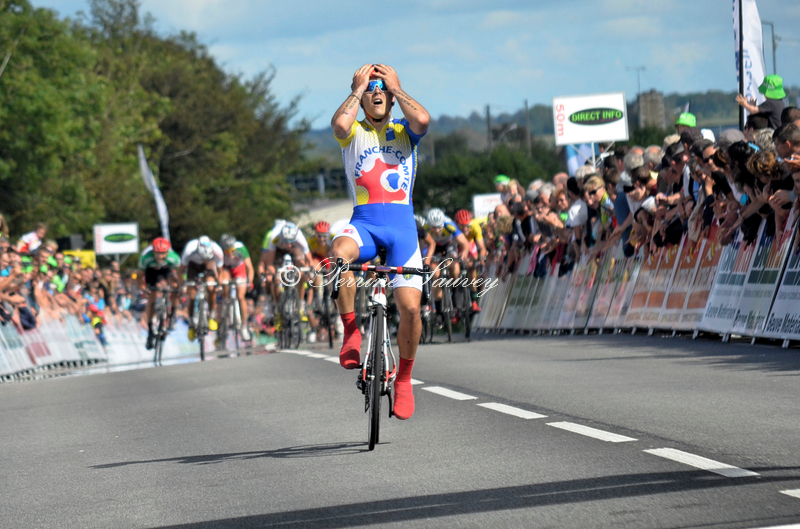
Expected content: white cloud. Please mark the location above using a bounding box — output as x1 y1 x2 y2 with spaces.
601 16 662 38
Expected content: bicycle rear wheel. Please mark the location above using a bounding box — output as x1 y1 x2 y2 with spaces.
367 306 383 451
198 302 207 361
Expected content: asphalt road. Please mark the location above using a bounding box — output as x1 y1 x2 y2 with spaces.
2 332 800 528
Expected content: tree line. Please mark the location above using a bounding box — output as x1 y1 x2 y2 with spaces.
0 0 306 256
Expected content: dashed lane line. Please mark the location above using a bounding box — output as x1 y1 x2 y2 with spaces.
305 353 329 359
548 422 637 443
323 356 340 363
422 386 478 401
779 490 800 500
410 378 424 385
644 448 759 478
478 402 547 419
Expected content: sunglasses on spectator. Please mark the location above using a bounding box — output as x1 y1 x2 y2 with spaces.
365 79 385 92
585 187 603 196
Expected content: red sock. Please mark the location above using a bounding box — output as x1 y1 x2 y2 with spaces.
339 312 361 369
394 358 415 420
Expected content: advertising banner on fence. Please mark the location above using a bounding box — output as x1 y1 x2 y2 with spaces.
553 92 629 146
761 216 800 340
733 217 794 335
700 231 751 334
660 237 703 330
625 251 661 328
588 252 623 328
605 257 641 329
643 243 682 327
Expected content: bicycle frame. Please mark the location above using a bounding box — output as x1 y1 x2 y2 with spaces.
362 274 396 407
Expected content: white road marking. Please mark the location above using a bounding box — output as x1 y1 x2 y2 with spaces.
306 353 328 359
284 350 312 355
644 448 759 478
548 422 637 443
323 356 341 363
410 378 424 385
422 386 478 401
779 490 800 500
478 403 546 419
744 525 800 529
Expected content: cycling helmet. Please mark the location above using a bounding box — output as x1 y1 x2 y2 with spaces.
314 220 331 234
280 222 299 243
153 237 171 252
197 236 214 261
454 209 472 225
220 233 236 251
427 208 446 228
414 213 427 227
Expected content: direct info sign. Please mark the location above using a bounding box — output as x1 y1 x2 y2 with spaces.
94 223 139 256
553 92 629 146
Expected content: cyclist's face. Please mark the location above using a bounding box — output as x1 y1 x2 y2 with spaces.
457 223 470 234
315 231 328 240
154 250 167 263
362 85 392 119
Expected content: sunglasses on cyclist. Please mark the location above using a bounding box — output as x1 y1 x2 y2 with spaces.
366 79 385 93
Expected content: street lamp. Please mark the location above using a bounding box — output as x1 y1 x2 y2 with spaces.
496 123 518 143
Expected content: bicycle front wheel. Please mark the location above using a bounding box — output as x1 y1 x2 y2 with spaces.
442 286 453 343
367 306 384 451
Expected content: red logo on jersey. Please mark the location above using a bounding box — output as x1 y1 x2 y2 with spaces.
357 159 407 203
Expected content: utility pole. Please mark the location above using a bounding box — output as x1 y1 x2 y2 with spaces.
486 105 493 153
738 0 745 131
762 21 776 74
525 99 532 157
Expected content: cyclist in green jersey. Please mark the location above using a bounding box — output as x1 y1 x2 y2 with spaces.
138 237 181 350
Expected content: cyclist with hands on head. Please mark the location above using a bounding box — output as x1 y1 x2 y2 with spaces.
138 237 181 350
180 235 224 342
219 233 254 342
454 209 487 312
330 63 430 420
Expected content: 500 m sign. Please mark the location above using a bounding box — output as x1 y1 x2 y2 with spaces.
553 92 629 146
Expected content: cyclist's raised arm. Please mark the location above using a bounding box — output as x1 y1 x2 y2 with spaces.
374 64 430 136
331 64 371 140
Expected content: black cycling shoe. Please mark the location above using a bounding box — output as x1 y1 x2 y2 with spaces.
146 331 155 350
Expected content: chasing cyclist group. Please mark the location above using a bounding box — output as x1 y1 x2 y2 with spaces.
137 209 489 352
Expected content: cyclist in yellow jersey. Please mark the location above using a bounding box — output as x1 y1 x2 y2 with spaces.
455 209 487 312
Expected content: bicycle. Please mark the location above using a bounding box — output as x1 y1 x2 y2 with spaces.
452 260 473 341
419 272 434 345
312 270 336 349
275 256 312 350
216 277 247 352
432 255 456 343
185 272 217 361
150 283 177 365
331 248 430 450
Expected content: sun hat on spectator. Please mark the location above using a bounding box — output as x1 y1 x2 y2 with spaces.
701 129 716 142
494 174 510 185
717 129 745 151
759 75 786 100
663 134 680 149
676 112 696 128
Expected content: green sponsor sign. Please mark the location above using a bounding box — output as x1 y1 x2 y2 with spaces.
104 233 136 243
569 108 624 126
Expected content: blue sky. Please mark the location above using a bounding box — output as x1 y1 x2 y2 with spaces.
34 0 800 128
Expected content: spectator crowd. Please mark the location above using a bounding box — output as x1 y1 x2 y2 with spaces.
478 76 800 283
0 220 142 344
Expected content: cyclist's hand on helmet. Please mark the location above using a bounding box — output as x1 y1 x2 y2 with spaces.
351 64 373 93
373 64 400 93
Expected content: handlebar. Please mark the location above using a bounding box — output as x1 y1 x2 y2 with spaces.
330 258 431 304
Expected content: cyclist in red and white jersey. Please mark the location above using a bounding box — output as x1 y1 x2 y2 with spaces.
330 63 430 420
219 234 254 342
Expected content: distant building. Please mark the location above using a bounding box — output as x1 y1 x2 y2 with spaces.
638 89 666 129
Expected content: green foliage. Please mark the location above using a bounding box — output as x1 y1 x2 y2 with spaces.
0 0 305 257
414 140 562 216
